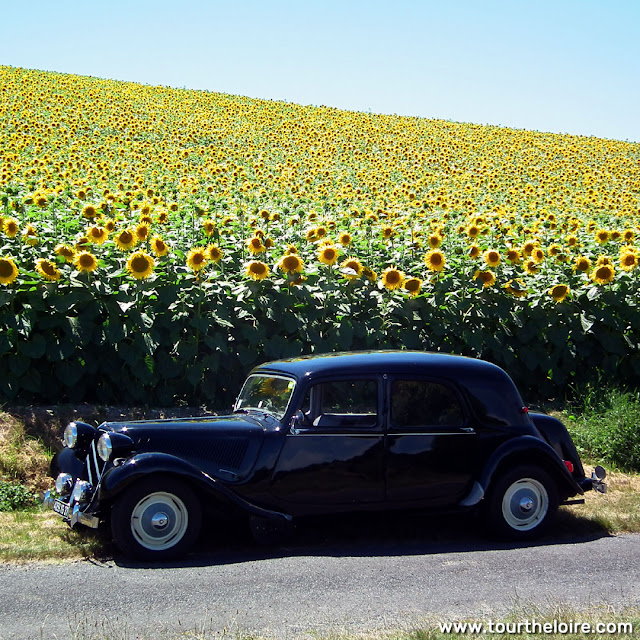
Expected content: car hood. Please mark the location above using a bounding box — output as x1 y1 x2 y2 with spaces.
99 413 271 479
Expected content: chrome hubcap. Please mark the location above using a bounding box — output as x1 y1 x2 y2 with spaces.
151 512 169 529
519 497 534 512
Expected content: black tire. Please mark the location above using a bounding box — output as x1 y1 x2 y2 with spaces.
111 476 202 561
484 465 558 540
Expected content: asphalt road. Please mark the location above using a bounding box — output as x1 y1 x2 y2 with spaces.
1 515 639 640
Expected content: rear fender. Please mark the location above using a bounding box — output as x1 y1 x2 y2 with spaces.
460 436 582 507
99 452 292 522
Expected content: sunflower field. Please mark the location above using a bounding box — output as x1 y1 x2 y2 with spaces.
1 65 640 407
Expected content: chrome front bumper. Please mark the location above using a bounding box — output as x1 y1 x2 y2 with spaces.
43 490 100 529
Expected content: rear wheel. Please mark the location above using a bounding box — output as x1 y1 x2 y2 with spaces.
111 477 202 561
485 465 558 540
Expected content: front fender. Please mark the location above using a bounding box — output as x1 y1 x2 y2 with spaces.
460 436 583 507
99 452 292 522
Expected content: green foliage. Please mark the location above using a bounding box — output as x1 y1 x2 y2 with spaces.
0 481 37 511
565 386 640 472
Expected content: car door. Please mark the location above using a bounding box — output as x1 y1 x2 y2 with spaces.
269 376 385 513
384 376 478 507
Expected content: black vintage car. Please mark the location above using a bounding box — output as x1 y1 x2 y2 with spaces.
44 351 606 560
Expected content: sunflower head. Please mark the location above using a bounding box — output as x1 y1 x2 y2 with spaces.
340 257 363 280
503 279 527 298
424 249 445 272
206 244 223 263
404 277 422 296
87 226 108 244
592 264 615 285
318 245 339 266
620 250 638 271
381 266 405 290
36 259 61 282
506 249 521 264
245 260 270 281
549 284 570 303
82 204 98 219
0 257 19 285
74 251 98 273
247 236 265 254
484 250 500 268
2 218 19 238
474 270 496 288
573 256 591 272
186 248 208 271
115 229 137 251
55 244 76 263
127 252 155 280
150 236 169 257
277 254 304 275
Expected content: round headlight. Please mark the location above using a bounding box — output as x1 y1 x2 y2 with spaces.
97 433 113 462
71 480 92 504
55 473 74 496
63 423 78 449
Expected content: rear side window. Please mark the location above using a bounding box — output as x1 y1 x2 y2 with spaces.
391 380 463 428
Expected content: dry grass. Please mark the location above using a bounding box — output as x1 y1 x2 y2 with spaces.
561 465 640 534
0 511 105 563
0 411 51 493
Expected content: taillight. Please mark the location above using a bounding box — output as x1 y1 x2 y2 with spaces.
564 460 574 473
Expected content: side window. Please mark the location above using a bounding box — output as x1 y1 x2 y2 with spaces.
391 380 463 428
300 379 378 428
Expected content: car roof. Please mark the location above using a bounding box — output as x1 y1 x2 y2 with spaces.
252 350 503 380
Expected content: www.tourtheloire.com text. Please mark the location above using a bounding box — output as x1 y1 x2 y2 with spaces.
438 619 634 635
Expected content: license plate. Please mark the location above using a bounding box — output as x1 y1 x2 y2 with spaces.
53 499 71 518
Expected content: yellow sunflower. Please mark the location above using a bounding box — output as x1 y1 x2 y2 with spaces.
206 244 223 263
22 225 38 246
82 204 98 219
592 264 615 284
2 217 19 238
338 232 352 246
114 229 137 251
55 244 76 263
404 277 422 297
277 254 304 275
483 250 501 268
424 249 446 272
506 248 521 265
35 259 61 282
150 236 169 257
127 252 155 280
474 270 496 288
247 236 265 254
523 259 540 275
503 279 527 298
595 228 610 244
318 245 339 266
186 247 208 271
202 219 216 236
573 256 591 273
87 226 108 245
0 256 19 285
135 223 150 242
245 260 270 280
549 284 570 303
340 257 363 280
74 251 98 273
428 233 442 249
381 266 405 290
619 249 638 271
468 244 481 259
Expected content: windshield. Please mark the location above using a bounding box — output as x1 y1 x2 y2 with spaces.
234 374 296 420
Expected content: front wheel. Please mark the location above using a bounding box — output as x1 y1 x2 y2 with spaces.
484 465 558 540
111 477 202 561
